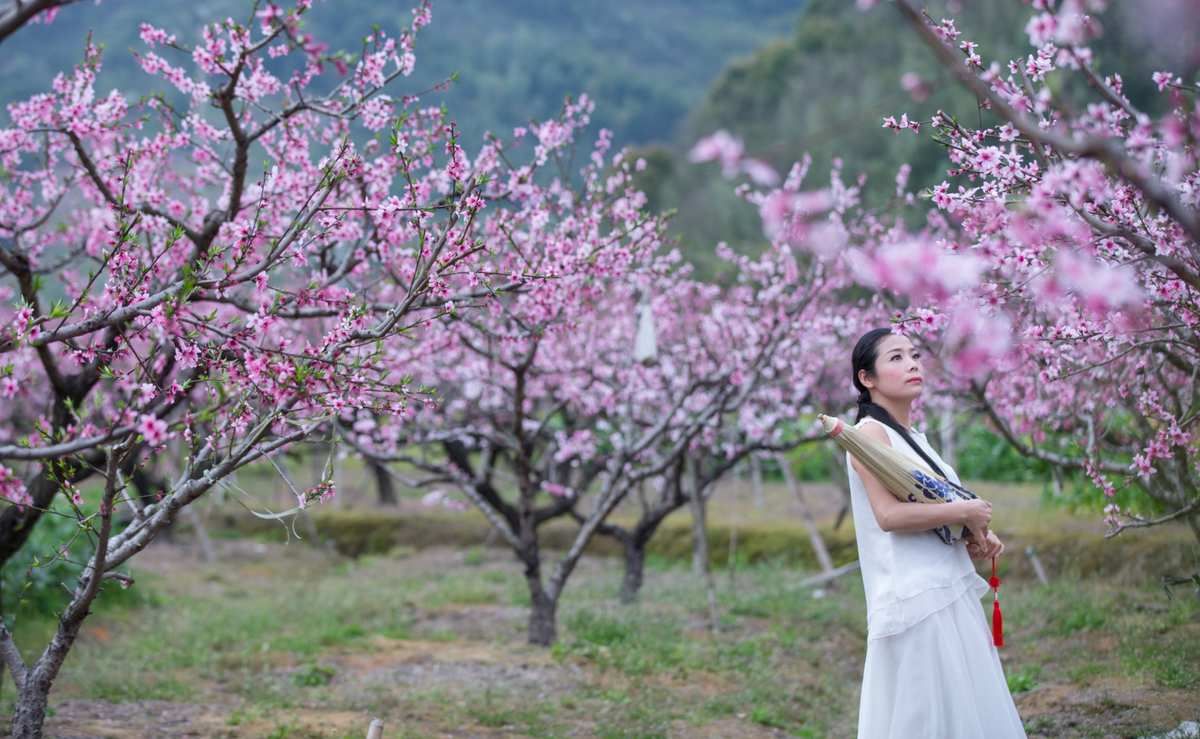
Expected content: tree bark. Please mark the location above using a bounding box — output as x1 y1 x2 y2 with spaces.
0 0 76 48
526 583 558 646
691 487 709 577
687 465 720 633
618 538 646 604
11 677 51 738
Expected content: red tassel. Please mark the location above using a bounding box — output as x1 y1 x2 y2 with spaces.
989 557 1004 647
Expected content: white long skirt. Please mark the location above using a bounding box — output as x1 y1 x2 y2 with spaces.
857 588 1027 738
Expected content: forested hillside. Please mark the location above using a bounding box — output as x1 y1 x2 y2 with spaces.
0 0 804 148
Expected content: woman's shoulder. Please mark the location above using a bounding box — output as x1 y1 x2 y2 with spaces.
853 417 893 445
856 417 924 436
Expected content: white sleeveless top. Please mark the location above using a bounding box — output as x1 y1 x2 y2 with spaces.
847 417 990 640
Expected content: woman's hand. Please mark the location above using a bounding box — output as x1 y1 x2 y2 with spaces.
958 499 993 534
965 529 1004 560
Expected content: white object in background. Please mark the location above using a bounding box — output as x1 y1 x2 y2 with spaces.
633 299 658 363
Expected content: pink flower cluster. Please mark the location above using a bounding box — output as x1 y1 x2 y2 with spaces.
689 130 778 185
0 464 31 507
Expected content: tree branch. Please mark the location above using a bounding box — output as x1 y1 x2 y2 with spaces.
0 0 77 46
893 0 1200 245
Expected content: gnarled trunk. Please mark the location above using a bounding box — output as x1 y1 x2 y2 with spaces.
526 582 558 646
11 678 51 738
369 460 398 506
618 538 646 604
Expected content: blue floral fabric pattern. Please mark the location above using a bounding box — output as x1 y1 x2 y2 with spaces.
911 469 978 544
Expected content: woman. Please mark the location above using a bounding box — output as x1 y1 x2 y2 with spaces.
847 327 1026 738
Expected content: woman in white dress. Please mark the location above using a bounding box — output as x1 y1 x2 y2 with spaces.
847 328 1027 738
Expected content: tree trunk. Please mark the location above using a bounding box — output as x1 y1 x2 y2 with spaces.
687 467 720 633
11 677 51 738
618 538 646 604
369 460 398 506
691 487 710 577
938 407 957 468
182 506 216 563
9 620 86 739
827 449 853 530
775 452 834 575
750 454 764 509
520 537 558 645
527 586 558 646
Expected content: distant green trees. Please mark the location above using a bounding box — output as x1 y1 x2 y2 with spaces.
0 0 804 150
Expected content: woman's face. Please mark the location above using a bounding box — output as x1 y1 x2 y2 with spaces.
859 333 923 402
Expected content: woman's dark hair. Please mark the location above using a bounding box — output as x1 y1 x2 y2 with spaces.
851 328 948 479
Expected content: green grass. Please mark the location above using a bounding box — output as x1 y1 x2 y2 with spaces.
5 481 1198 737
1119 608 1200 689
555 609 694 676
467 688 554 733
1007 665 1042 693
1026 582 1111 637
292 663 337 687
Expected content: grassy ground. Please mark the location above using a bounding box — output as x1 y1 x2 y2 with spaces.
2 532 1197 738
2 476 1198 737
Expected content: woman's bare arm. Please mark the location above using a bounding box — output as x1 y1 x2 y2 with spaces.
850 421 969 533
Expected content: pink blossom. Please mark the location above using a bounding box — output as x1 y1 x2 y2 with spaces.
688 130 744 178
847 239 983 303
0 465 31 507
758 188 833 248
740 158 779 186
900 72 930 102
553 430 597 463
256 3 283 33
137 415 170 446
541 482 573 498
420 489 468 511
139 23 177 48
298 481 337 509
1025 13 1057 45
360 96 393 131
1049 250 1144 316
941 305 1013 380
1152 71 1181 92
882 114 920 135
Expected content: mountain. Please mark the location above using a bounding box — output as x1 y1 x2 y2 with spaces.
0 0 806 150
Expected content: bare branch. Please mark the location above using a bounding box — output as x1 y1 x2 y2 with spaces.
0 0 77 46
0 624 27 688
